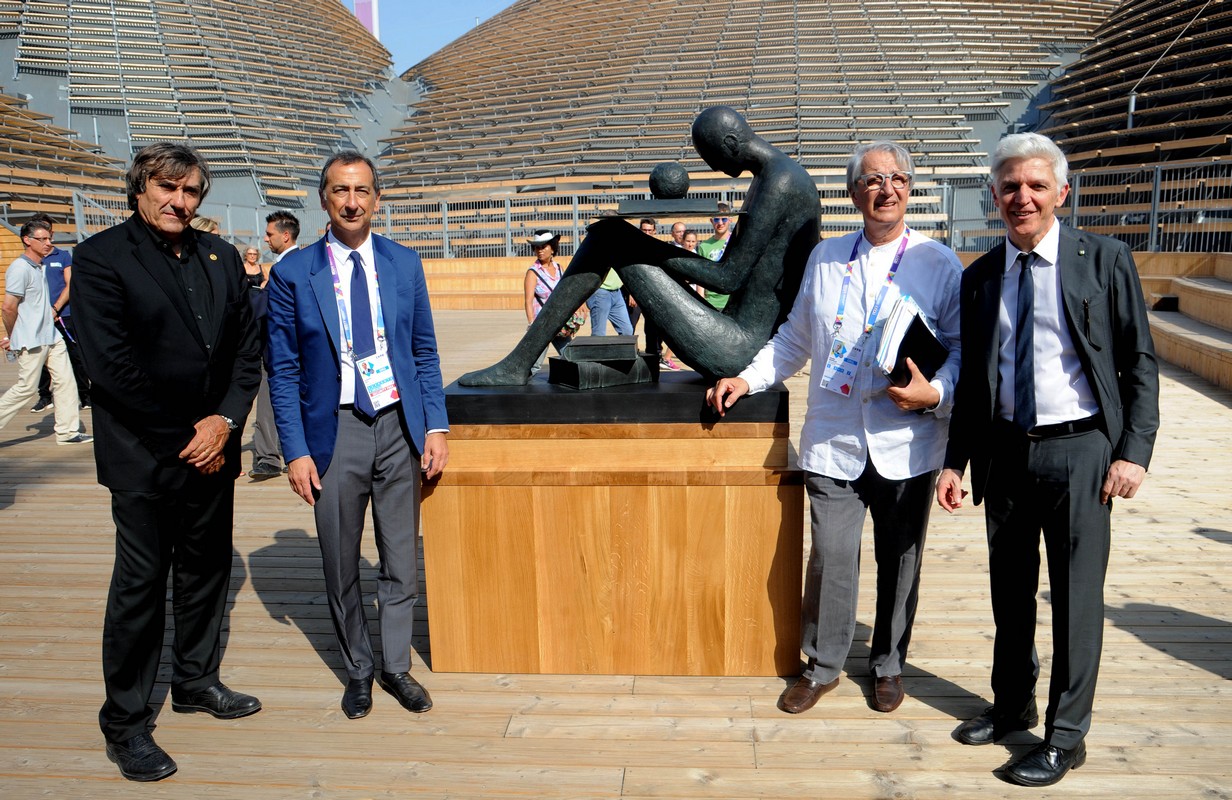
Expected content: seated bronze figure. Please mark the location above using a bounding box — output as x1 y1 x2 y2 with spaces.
459 106 821 385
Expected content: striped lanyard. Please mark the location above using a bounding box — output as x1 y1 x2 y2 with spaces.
326 241 386 358
831 230 911 338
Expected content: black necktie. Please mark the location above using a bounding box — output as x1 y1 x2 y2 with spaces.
349 251 377 419
1013 252 1036 433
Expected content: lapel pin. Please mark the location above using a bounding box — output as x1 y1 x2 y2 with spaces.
209 253 218 261
1078 248 1086 256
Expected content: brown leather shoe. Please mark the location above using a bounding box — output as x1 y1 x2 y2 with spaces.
872 675 905 712
777 676 840 714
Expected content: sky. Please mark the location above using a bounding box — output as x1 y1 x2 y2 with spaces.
342 1 516 73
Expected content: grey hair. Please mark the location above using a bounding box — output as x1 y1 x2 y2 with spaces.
990 133 1068 187
846 141 914 192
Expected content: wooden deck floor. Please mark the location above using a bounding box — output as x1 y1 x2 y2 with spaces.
1 309 1230 798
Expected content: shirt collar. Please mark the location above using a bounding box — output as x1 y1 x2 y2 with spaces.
1004 218 1062 273
326 229 375 268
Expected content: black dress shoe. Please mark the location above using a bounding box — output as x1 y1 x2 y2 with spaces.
955 700 1039 745
171 682 262 719
1005 740 1087 786
105 732 177 782
377 671 433 713
872 675 905 713
249 460 282 480
777 675 840 714
342 675 374 719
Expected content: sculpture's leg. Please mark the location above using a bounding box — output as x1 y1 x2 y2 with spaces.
618 264 764 378
457 270 602 385
458 218 655 386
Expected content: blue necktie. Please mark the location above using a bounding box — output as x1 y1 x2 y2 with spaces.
1013 252 1036 433
349 251 377 419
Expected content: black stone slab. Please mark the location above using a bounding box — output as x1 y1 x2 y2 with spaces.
548 354 655 389
445 370 789 426
560 335 640 362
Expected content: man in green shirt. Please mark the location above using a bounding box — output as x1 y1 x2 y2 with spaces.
698 203 733 310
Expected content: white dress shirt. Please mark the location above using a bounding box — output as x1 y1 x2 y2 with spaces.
996 221 1099 426
740 229 963 481
325 231 386 407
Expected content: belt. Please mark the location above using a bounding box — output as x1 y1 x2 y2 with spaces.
1026 416 1100 439
338 403 396 419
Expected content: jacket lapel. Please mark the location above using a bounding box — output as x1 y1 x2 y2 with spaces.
372 235 399 352
978 243 1006 390
126 217 208 352
308 238 342 361
1057 225 1095 348
198 234 230 355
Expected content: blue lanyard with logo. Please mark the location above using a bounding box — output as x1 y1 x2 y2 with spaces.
325 241 386 358
830 230 911 338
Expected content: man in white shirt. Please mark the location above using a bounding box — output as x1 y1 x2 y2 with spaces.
709 142 962 716
937 133 1158 787
0 218 89 444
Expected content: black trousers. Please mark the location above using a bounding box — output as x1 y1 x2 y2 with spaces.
99 478 235 743
984 423 1112 750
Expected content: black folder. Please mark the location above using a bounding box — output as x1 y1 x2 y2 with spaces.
885 315 948 387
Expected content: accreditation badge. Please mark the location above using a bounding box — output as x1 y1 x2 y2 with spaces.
355 351 400 410
820 335 865 397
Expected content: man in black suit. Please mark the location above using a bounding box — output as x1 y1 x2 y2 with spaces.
72 143 263 782
936 132 1159 787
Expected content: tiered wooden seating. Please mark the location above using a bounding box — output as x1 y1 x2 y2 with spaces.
0 90 125 221
1043 0 1231 170
8 0 393 206
385 0 1114 199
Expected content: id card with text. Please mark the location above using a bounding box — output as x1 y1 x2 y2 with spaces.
356 351 400 410
820 336 864 397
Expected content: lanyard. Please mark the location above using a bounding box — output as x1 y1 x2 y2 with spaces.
830 230 910 337
326 242 386 357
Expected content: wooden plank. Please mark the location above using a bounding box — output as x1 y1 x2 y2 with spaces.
0 310 1229 799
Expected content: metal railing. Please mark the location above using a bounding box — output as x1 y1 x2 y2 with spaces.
70 162 1231 256
951 161 1232 253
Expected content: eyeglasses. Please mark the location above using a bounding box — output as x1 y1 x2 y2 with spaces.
711 217 729 224
856 172 913 192
26 236 52 243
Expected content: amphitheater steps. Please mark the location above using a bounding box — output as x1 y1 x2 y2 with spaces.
1146 252 1232 389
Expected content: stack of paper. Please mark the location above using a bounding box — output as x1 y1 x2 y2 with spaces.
874 296 948 387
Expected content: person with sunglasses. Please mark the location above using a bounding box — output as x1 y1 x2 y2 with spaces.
698 204 734 310
0 217 90 444
708 141 963 718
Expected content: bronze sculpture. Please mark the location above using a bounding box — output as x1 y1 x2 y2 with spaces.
458 106 821 385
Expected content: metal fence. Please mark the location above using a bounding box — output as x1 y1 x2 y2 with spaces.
72 161 1231 255
950 161 1232 253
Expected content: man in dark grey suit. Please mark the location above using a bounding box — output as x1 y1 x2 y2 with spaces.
936 132 1159 787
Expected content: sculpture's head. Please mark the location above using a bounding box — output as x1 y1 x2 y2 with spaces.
692 106 757 178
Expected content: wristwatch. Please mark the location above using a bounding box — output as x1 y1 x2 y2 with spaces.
219 415 238 431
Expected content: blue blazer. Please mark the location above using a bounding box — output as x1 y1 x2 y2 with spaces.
265 234 449 475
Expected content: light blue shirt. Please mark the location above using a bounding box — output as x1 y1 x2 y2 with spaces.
5 255 60 350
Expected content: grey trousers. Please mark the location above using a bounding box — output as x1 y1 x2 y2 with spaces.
800 463 937 684
251 370 282 468
984 424 1112 750
314 408 421 680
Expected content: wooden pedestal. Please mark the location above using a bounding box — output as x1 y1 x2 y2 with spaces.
421 377 803 676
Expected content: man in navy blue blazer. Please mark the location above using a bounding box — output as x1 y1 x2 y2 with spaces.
266 151 449 719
